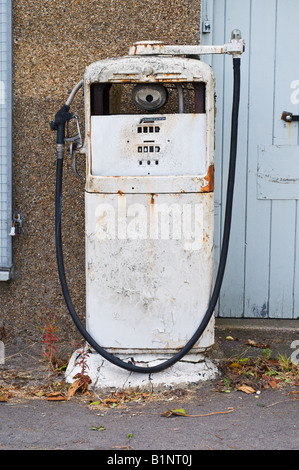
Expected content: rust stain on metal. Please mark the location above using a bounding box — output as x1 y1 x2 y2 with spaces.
203 232 210 244
281 111 292 122
201 164 214 192
153 77 182 82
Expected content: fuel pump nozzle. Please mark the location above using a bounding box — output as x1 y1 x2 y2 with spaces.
50 80 83 156
51 80 84 177
50 104 73 150
65 115 84 179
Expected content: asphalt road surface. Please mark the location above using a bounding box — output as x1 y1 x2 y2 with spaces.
1 383 298 452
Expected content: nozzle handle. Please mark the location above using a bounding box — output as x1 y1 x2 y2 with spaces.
50 104 73 145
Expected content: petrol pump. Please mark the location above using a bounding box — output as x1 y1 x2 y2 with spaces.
51 31 244 387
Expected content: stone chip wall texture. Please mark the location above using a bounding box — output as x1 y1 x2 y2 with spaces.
1 0 201 346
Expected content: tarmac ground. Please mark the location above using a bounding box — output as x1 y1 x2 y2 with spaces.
0 318 298 453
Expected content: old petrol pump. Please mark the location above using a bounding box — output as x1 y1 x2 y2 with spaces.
51 31 244 387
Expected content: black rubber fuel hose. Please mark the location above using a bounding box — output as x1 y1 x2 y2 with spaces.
55 57 241 373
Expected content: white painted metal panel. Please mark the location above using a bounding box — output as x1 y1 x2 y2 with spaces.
90 114 207 177
84 55 215 195
85 192 214 351
201 0 299 318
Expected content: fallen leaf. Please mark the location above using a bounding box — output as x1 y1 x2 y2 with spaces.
236 384 256 394
229 362 242 369
67 378 82 397
226 336 234 341
91 425 105 431
268 380 278 389
161 407 234 418
101 398 119 408
161 408 187 417
46 391 68 401
246 339 271 349
0 393 11 402
102 398 118 405
262 375 279 389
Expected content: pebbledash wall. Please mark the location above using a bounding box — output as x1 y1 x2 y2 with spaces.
0 1 202 344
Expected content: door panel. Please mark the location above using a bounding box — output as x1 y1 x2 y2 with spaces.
257 146 299 199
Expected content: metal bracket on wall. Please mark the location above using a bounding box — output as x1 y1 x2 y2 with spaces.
9 213 22 237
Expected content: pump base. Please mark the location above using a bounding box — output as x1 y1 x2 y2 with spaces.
65 348 218 390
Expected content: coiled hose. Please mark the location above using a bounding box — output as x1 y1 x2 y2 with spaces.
54 57 241 373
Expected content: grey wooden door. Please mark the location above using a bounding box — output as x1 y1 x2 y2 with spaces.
201 0 299 318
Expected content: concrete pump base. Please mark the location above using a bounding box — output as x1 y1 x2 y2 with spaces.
65 347 218 390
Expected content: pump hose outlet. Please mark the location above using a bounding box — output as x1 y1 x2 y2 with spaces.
54 58 241 373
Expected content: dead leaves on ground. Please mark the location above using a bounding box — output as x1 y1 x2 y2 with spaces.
245 339 271 349
0 373 93 402
0 389 13 402
1 344 298 404
67 374 91 397
0 374 154 404
89 389 152 409
219 353 299 394
235 384 256 394
45 373 92 401
45 390 68 401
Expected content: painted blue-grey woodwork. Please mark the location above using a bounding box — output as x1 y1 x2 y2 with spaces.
201 0 299 318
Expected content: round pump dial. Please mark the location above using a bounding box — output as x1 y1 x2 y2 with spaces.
132 84 168 111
